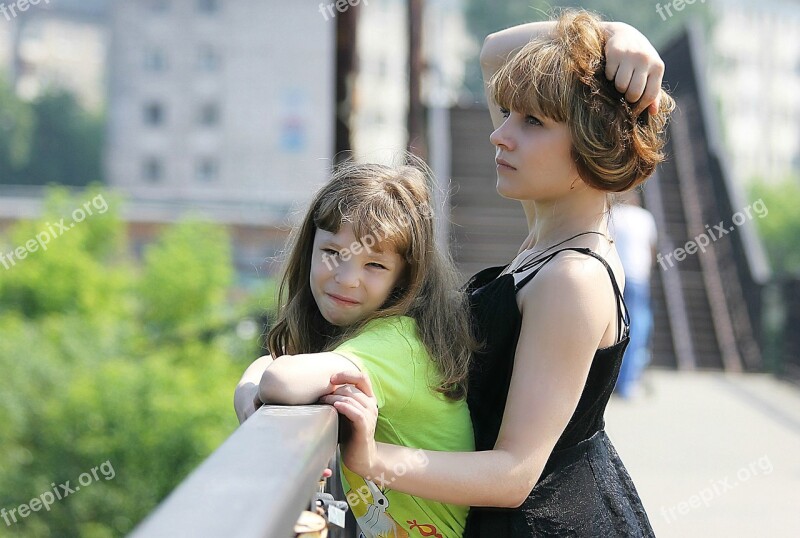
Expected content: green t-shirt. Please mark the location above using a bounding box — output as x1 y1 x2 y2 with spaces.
334 316 474 538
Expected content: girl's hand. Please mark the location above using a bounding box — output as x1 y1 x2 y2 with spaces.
233 382 263 425
320 372 379 477
604 22 666 115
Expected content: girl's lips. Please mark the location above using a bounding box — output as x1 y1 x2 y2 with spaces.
327 293 360 306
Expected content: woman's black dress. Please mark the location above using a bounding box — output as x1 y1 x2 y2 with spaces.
462 245 655 538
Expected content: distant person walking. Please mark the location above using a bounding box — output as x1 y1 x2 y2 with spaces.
611 193 657 399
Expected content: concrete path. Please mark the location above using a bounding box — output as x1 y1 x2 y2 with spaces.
605 370 800 537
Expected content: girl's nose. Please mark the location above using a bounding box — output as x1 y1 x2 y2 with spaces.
333 264 360 287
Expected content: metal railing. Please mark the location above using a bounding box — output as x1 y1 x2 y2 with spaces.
129 405 338 538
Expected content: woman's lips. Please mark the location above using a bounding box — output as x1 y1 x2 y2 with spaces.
496 158 517 171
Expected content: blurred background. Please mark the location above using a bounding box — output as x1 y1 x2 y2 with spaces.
0 0 798 536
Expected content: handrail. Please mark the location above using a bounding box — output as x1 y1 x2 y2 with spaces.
129 405 338 538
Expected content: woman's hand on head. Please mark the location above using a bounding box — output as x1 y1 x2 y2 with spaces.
320 372 380 477
603 22 665 116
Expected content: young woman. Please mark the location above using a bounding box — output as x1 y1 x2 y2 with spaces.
322 10 674 537
233 158 476 538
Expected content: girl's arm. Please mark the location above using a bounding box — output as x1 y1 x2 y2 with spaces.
234 355 272 424
326 255 617 508
258 352 360 406
233 352 361 421
480 21 665 131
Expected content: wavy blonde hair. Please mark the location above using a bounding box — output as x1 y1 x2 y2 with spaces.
267 155 476 400
490 9 676 192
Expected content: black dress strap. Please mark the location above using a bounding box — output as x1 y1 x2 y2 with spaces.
512 231 610 272
512 247 630 343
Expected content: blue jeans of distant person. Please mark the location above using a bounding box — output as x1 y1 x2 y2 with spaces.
616 279 652 398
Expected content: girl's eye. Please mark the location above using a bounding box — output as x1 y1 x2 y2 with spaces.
499 107 510 118
367 262 388 270
322 248 339 256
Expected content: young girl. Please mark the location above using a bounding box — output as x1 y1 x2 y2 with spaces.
233 158 477 538
322 10 673 537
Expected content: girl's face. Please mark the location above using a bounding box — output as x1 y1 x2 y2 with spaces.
310 223 406 327
490 107 580 201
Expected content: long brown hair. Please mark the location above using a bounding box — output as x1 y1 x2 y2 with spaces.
267 155 476 400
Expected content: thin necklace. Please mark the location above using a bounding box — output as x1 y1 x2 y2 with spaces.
505 230 613 274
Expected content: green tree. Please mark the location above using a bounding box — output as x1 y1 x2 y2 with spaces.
19 89 105 186
0 188 255 536
0 77 34 184
138 220 234 340
749 178 800 276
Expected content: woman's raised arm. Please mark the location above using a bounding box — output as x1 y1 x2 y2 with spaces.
480 20 664 131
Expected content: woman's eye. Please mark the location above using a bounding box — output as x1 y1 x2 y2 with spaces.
322 248 339 256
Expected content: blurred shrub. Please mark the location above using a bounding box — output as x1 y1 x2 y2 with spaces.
749 177 800 276
0 188 261 536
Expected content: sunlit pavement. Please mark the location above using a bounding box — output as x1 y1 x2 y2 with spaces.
605 369 800 537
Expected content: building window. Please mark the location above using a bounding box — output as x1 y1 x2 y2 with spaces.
144 102 165 126
143 158 163 182
196 158 218 182
197 0 219 13
144 47 167 72
197 44 221 72
198 102 220 126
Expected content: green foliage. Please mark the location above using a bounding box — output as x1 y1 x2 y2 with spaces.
0 188 262 536
19 89 105 186
0 79 104 186
139 221 234 338
0 77 34 183
749 177 800 276
0 186 128 319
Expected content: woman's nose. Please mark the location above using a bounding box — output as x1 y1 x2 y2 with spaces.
490 120 514 150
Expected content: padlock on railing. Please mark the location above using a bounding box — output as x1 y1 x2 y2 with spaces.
311 490 348 529
294 478 350 538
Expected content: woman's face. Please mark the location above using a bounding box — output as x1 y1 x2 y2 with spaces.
490 107 580 202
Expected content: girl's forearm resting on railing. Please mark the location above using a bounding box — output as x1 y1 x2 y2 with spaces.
259 352 359 406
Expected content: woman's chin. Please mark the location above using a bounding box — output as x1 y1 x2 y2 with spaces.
495 179 527 201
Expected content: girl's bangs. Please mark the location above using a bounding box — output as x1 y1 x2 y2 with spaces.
314 197 411 256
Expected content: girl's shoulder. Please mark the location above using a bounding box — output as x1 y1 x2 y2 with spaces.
360 314 417 333
348 315 420 347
